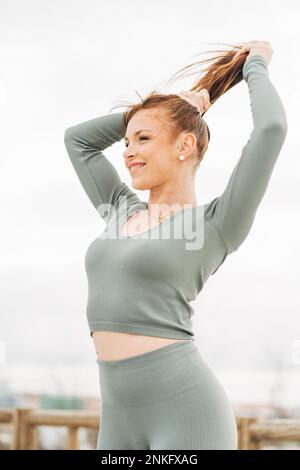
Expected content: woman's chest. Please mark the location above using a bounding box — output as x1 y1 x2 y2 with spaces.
121 210 161 237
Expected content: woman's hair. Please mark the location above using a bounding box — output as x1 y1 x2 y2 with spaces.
110 42 249 170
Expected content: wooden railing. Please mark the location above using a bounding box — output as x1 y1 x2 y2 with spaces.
0 408 99 450
1 408 300 450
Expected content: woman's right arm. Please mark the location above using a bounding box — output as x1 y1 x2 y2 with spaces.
64 112 142 224
204 54 288 255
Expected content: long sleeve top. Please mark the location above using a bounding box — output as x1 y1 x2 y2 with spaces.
64 54 288 340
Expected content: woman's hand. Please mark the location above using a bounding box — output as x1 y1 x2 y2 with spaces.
235 40 273 65
176 89 211 115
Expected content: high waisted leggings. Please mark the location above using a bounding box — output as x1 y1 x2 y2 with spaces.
96 340 238 450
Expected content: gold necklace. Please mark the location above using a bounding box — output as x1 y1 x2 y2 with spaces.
130 209 171 227
157 212 166 224
149 211 171 224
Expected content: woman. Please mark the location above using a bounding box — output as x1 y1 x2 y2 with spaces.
64 40 288 450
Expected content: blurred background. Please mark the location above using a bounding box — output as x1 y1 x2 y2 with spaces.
0 0 299 450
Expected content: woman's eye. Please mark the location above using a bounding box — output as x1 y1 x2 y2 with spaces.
125 136 148 148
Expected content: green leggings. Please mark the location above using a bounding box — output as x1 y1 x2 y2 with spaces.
96 340 238 450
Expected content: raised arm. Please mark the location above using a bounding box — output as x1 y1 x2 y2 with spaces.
204 54 288 253
64 111 142 224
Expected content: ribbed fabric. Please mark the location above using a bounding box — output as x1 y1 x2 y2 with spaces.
63 54 287 342
97 341 238 450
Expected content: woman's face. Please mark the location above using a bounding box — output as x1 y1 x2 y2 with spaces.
123 109 196 191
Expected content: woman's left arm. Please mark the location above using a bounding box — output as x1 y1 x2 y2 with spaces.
205 54 288 254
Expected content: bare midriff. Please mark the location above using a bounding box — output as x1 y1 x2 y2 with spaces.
92 331 189 361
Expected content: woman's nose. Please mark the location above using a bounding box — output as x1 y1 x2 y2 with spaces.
123 145 135 159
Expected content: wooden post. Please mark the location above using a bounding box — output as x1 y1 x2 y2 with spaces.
13 408 32 450
247 417 263 450
67 426 79 450
237 417 262 450
27 425 38 450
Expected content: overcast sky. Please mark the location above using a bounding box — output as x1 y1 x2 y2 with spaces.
0 0 299 401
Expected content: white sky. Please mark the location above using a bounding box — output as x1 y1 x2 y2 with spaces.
0 0 299 401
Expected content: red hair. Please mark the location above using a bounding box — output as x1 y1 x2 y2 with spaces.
110 42 249 169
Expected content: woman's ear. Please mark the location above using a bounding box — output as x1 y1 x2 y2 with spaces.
181 132 198 157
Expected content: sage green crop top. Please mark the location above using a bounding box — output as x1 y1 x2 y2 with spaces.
64 55 287 340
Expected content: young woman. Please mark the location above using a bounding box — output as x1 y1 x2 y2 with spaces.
64 40 288 450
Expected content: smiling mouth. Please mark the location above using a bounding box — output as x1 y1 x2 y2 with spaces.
130 163 147 175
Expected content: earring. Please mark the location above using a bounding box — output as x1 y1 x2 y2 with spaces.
179 155 185 161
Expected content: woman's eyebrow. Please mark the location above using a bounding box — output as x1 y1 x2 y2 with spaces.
125 129 154 141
